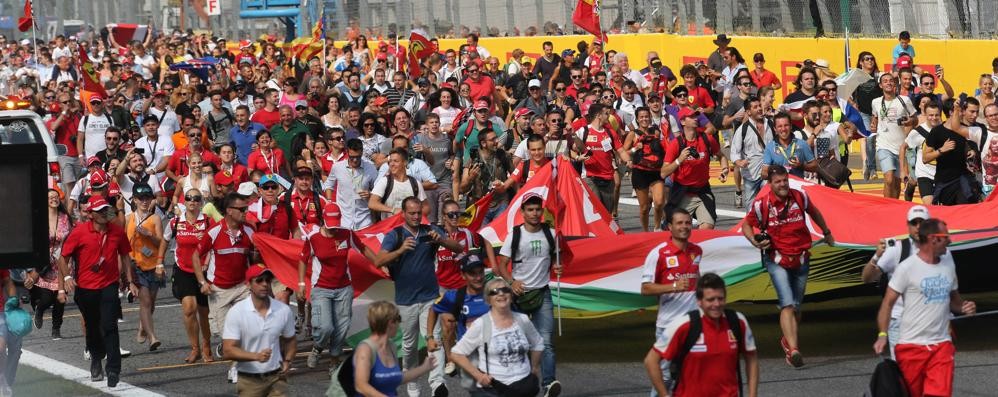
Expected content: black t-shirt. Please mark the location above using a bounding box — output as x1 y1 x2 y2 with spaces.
535 55 561 88
926 124 972 183
784 91 814 105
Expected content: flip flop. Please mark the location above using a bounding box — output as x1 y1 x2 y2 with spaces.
149 341 161 352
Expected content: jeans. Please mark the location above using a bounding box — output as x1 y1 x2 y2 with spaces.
649 326 673 397
520 288 556 387
742 177 764 204
75 283 123 375
876 149 899 173
398 300 445 390
888 316 900 360
310 286 353 357
763 256 809 309
2 324 23 385
864 130 878 172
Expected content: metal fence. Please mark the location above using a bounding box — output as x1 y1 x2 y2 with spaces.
2 0 994 41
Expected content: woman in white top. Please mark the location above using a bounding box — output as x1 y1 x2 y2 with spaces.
322 95 344 128
451 279 543 396
173 151 215 210
431 87 462 131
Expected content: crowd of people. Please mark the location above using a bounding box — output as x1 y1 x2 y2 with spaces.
0 25 993 396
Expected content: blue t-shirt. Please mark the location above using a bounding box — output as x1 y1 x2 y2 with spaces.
380 225 446 306
892 43 916 63
762 137 815 178
230 122 266 165
432 289 489 340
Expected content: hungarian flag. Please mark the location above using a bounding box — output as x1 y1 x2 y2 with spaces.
572 0 607 42
106 24 150 48
479 157 621 246
17 0 33 32
406 29 436 78
459 191 495 232
78 48 108 101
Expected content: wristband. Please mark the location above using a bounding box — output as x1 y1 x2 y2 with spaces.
58 290 66 294
877 331 888 338
64 275 74 281
298 282 306 286
674 159 682 166
156 264 165 269
871 255 881 263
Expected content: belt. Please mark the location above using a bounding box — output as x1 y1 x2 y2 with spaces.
238 369 281 379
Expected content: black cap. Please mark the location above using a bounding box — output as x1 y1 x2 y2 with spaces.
132 182 155 199
671 85 689 97
459 254 486 273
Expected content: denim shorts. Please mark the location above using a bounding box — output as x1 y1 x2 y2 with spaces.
136 268 166 289
876 149 899 173
763 256 809 309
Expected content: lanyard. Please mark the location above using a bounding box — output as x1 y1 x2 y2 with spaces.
775 140 797 161
294 194 312 221
260 150 276 174
147 137 160 165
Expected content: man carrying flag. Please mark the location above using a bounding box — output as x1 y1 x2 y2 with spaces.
496 193 572 397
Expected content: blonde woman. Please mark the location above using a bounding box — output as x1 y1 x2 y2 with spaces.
172 151 215 210
354 301 436 397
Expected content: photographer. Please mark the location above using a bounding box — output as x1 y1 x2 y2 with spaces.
870 73 917 199
762 112 817 179
661 108 722 230
460 128 513 223
741 166 833 369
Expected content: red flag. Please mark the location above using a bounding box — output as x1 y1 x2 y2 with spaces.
459 191 495 232
17 0 33 32
406 29 436 78
106 24 150 48
572 0 607 42
253 229 380 301
78 49 108 97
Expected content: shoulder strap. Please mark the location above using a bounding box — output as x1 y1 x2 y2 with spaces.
699 132 712 159
914 126 930 139
724 309 745 397
519 159 530 183
900 238 912 262
758 196 770 232
582 126 591 147
383 175 395 202
541 223 556 264
482 312 493 375
672 309 703 391
450 288 467 318
408 176 419 199
510 225 522 264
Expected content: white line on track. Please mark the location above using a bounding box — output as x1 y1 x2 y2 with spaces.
20 350 166 397
618 197 746 218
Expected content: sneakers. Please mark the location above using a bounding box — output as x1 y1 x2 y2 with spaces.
406 382 421 397
51 329 62 340
544 380 562 397
306 347 320 369
787 349 805 368
90 360 104 382
215 343 224 359
227 364 239 384
444 362 457 377
33 310 43 329
120 347 131 358
779 336 791 355
84 348 91 361
432 383 449 397
734 192 743 208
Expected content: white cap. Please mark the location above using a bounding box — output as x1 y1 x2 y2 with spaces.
815 59 830 68
20 39 30 46
528 79 541 88
907 205 930 222
237 181 258 197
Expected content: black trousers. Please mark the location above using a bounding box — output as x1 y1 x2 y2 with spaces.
30 287 65 331
75 283 122 374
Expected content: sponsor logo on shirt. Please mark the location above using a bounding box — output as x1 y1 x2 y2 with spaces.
666 256 680 268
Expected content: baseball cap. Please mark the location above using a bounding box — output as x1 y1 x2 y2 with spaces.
132 182 155 199
245 264 274 282
87 196 111 212
258 174 280 187
86 156 102 167
561 49 576 58
528 79 542 89
459 254 486 273
376 52 388 61
650 57 663 68
416 77 430 86
520 56 534 65
237 181 258 196
153 90 169 97
89 93 105 103
295 99 308 109
753 53 765 62
370 96 388 107
907 205 930 222
896 54 913 69
677 107 700 121
89 169 110 188
671 85 689 97
473 99 490 110
215 171 235 186
239 40 253 48
322 202 342 228
521 192 544 207
514 107 534 118
295 165 314 177
647 92 662 102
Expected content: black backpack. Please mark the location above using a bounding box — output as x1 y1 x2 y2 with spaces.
509 223 556 266
877 238 912 295
382 175 419 206
669 309 744 395
865 358 910 397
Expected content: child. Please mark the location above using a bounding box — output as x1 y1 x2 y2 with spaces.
893 31 916 63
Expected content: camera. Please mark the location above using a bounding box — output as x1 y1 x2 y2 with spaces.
896 116 909 126
469 147 481 163
686 147 699 159
417 234 434 244
754 232 771 243
134 147 145 154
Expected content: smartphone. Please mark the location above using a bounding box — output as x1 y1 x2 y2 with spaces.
417 234 434 244
134 147 145 154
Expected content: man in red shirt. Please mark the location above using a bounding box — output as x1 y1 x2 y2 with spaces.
286 164 327 233
501 134 551 191
564 66 589 101
749 53 781 90
741 166 833 368
463 60 497 105
661 108 723 229
58 196 135 388
247 175 296 240
645 273 759 397
166 127 220 181
575 103 622 213
192 192 256 383
250 88 281 130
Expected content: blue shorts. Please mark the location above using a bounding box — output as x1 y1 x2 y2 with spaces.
876 149 899 173
136 268 166 289
764 256 809 309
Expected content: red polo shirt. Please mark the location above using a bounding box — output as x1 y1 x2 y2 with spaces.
575 125 619 180
61 222 131 290
745 189 813 264
250 107 281 130
684 86 715 110
167 147 220 177
247 199 294 239
300 228 357 289
198 223 255 289
435 228 483 290
215 164 250 186
465 75 496 103
47 113 82 157
664 133 720 188
511 157 551 184
655 310 756 397
165 215 210 273
288 189 328 228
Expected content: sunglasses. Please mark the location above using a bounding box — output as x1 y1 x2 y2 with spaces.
862 57 874 61
185 195 203 202
260 184 279 191
445 211 462 219
554 87 565 92
488 287 513 296
363 122 376 127
571 75 582 79
929 233 950 240
602 95 616 100
45 95 55 100
549 118 563 123
188 134 200 138
348 155 362 161
330 136 345 141
229 206 249 212
60 100 70 104
675 93 688 97
739 82 753 87
475 109 489 114
908 219 924 226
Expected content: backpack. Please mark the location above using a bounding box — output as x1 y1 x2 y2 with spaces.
756 189 808 269
206 107 235 141
479 312 535 375
864 358 910 397
735 120 772 159
877 238 912 295
327 339 382 397
677 131 712 161
633 128 666 169
83 112 116 132
669 309 744 395
381 175 420 207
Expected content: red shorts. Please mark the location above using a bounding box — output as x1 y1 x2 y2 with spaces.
895 341 955 397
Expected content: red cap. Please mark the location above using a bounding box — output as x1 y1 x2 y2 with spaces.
215 170 235 186
514 107 534 118
467 45 477 53
370 97 388 106
108 182 120 197
580 99 594 116
473 99 490 110
153 90 168 97
677 107 700 121
86 156 101 167
87 195 110 212
376 52 388 61
239 40 252 48
896 55 912 69
89 169 110 188
322 202 342 228
245 264 274 283
89 93 105 102
378 41 388 48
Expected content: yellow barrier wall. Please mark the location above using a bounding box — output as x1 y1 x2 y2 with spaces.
336 34 996 104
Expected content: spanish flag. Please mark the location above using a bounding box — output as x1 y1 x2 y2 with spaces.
78 46 108 109
293 19 324 63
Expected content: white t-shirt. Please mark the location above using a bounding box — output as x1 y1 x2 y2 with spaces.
371 174 427 211
432 106 460 130
872 96 917 155
78 112 113 157
134 54 157 80
133 135 176 178
148 107 181 137
222 297 296 374
119 173 162 216
875 237 918 319
888 252 958 345
905 125 936 180
451 312 543 387
514 139 568 160
499 226 557 290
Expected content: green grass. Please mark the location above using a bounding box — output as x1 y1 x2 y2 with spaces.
14 365 103 396
555 291 998 362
